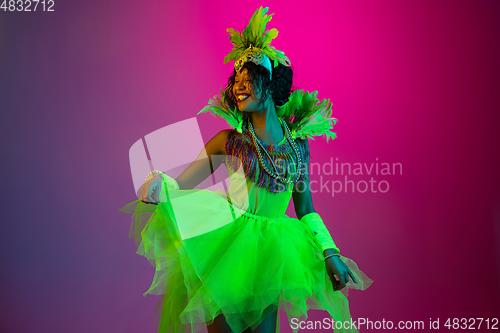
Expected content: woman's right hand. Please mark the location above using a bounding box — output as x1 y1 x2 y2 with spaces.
139 174 163 205
325 255 357 291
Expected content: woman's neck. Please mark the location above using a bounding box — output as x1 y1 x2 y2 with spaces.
249 101 284 145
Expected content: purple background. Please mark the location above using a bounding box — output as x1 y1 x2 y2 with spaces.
1 0 499 332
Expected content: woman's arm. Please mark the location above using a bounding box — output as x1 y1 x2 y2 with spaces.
175 129 230 190
292 138 357 291
292 138 338 254
293 186 337 258
292 138 315 220
140 129 230 204
292 179 315 220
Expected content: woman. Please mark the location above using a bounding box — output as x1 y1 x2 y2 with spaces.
122 7 371 333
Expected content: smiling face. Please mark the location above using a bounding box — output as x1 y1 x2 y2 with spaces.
232 68 264 112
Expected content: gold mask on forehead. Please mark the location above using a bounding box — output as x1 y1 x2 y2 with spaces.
234 45 273 80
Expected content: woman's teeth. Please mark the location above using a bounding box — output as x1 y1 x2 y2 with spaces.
237 94 249 101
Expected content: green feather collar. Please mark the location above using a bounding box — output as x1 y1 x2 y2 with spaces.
198 89 338 142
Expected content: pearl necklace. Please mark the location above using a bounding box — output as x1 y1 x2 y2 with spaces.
248 118 303 184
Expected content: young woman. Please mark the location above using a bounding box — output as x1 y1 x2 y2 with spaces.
122 7 371 333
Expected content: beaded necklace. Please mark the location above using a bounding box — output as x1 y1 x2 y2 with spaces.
248 118 303 184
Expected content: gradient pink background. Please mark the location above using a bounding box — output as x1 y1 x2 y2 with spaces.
1 0 499 332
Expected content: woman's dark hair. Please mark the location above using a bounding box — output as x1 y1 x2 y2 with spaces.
224 61 294 111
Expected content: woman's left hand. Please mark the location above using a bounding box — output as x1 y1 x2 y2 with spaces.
325 256 358 291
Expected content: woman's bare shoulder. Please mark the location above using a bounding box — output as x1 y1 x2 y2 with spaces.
206 129 233 155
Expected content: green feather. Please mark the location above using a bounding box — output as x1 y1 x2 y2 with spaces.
197 88 243 132
276 90 338 141
251 7 262 38
263 28 278 47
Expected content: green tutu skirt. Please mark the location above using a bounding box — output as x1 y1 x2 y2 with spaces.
120 185 372 333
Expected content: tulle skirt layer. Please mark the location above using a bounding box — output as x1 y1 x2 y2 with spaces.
120 189 372 333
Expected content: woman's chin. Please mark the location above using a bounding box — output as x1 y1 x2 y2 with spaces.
238 104 259 112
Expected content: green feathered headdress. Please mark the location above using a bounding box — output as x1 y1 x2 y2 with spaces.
224 6 291 70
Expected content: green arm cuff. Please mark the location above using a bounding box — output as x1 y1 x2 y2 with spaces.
300 212 340 254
